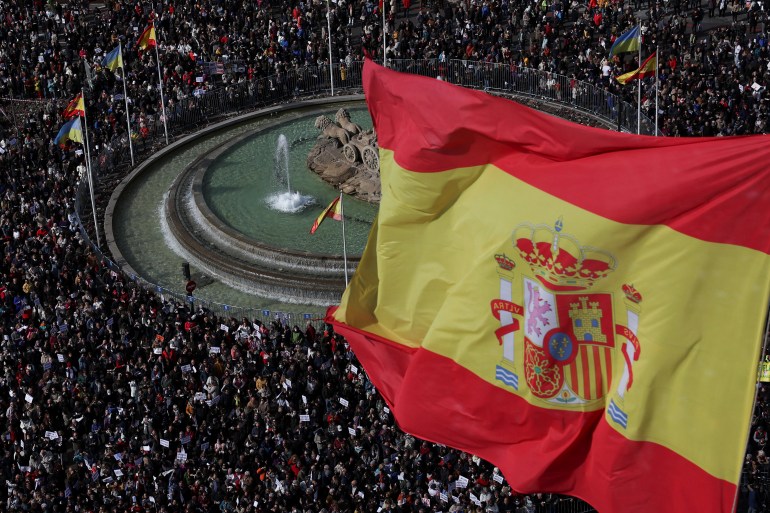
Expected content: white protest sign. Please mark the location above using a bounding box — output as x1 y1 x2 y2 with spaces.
25 394 33 403
299 415 310 422
160 439 169 448
493 473 504 484
456 476 469 488
339 398 349 407
348 427 356 436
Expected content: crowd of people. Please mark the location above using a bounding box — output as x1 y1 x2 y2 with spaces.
0 0 769 512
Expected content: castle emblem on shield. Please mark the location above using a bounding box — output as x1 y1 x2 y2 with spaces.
491 219 642 429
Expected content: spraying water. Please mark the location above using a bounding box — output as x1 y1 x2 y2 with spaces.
266 134 314 213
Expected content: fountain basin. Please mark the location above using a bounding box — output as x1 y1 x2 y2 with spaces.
165 125 356 304
106 98 376 309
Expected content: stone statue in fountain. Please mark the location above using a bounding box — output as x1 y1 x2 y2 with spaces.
307 108 381 203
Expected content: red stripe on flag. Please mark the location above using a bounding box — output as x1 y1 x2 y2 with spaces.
363 60 770 254
328 307 736 513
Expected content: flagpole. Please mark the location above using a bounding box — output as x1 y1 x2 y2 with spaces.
81 89 101 249
637 21 641 135
154 32 169 145
327 0 335 96
119 41 135 166
340 192 348 286
655 45 659 137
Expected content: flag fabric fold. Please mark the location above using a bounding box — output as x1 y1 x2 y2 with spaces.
616 52 657 85
54 117 84 146
62 94 86 119
101 46 123 71
137 24 157 51
608 26 641 57
310 196 342 234
327 60 770 513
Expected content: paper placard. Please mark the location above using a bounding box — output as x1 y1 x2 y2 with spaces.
114 453 122 461
492 473 504 484
210 347 220 354
181 436 191 445
350 365 358 375
57 354 65 362
181 365 191 373
383 407 390 414
357 491 365 498
194 392 206 401
470 492 479 503
348 427 356 436
44 431 58 440
160 439 169 448
176 451 187 462
153 348 162 355
302 395 307 405
25 394 33 403
456 476 469 488
299 414 310 422
142 445 151 452
339 398 349 407
114 469 123 477
220 324 229 333
284 379 292 388
440 492 448 502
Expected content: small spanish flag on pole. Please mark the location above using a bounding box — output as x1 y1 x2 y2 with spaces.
310 193 348 284
310 194 343 234
136 23 157 51
62 93 86 119
615 52 657 85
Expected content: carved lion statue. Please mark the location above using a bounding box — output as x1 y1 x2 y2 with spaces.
335 108 362 135
315 115 349 146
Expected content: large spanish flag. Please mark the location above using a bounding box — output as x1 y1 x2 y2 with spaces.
328 60 770 513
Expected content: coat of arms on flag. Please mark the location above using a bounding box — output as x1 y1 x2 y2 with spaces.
491 219 641 427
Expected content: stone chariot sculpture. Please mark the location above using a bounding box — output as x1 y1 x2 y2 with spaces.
307 108 381 203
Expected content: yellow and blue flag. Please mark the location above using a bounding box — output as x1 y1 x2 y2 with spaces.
54 117 83 147
101 46 123 72
609 26 641 57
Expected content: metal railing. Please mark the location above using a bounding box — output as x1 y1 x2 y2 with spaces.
72 59 653 328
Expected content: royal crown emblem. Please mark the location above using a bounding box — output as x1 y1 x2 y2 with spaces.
491 219 642 429
513 218 616 291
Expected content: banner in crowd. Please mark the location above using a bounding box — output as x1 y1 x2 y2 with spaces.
328 60 770 513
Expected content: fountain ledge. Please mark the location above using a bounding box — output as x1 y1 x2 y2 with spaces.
104 96 365 304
